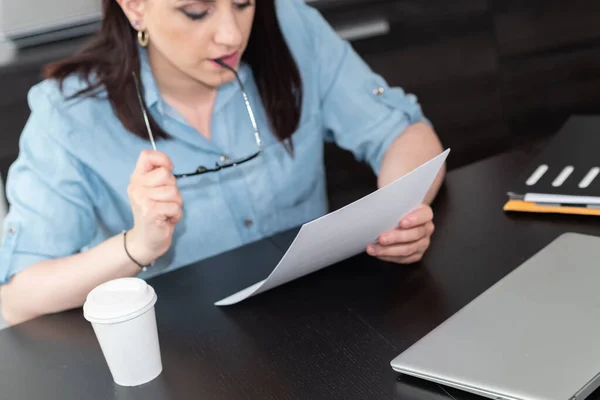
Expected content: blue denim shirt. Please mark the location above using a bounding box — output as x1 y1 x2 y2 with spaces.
0 0 428 284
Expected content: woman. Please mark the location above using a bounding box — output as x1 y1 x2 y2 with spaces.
0 0 445 326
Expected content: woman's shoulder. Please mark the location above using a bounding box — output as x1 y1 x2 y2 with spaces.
275 0 345 73
28 73 106 111
20 73 122 159
275 0 325 54
25 74 114 136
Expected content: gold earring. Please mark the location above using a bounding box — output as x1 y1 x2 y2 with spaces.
137 30 149 47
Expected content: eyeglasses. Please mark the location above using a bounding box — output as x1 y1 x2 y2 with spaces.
132 59 263 179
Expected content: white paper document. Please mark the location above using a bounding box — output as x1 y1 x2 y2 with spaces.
215 149 450 306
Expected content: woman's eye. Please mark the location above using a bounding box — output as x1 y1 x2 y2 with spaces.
182 10 208 21
181 2 252 21
181 6 210 21
234 1 253 9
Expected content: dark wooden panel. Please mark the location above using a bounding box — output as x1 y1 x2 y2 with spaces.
328 0 491 57
361 30 507 170
0 68 40 109
0 102 30 160
324 144 377 211
322 0 489 28
0 155 11 205
500 45 600 140
403 76 503 130
365 33 498 89
492 0 600 57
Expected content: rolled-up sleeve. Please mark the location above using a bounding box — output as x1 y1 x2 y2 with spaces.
295 1 431 174
0 85 97 284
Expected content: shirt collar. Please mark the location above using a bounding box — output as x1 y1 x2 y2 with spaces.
138 45 252 116
138 46 162 112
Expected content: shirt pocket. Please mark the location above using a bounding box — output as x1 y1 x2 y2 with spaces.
264 115 324 210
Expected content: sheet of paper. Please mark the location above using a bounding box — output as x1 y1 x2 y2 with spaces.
215 149 450 306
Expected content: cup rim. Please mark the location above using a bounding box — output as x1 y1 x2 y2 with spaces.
84 293 158 325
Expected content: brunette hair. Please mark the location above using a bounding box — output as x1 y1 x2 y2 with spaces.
44 0 303 145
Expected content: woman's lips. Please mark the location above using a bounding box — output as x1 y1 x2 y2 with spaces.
211 52 240 68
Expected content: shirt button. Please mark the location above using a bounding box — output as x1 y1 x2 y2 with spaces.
7 226 16 235
373 87 385 96
244 219 254 228
220 155 230 163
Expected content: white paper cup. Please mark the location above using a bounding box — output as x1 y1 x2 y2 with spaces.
83 277 162 387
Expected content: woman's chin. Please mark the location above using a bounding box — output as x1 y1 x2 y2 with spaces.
188 67 238 89
210 70 238 86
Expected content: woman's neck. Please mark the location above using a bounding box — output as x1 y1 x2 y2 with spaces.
147 47 217 138
148 47 217 107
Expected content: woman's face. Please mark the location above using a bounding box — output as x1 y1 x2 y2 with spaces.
120 0 256 87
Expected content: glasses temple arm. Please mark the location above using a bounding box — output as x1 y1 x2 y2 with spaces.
132 71 158 151
214 60 262 150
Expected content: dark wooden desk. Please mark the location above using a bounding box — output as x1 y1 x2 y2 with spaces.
1 147 599 400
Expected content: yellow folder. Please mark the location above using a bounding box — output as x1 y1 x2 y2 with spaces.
503 200 600 216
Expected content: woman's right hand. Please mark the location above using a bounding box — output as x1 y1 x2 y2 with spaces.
126 150 183 265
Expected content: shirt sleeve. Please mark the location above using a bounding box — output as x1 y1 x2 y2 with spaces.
294 1 431 175
0 83 97 284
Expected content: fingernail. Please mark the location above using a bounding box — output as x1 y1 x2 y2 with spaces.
401 219 412 228
367 246 375 255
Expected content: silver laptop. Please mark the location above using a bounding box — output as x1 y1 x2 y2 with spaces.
391 232 600 400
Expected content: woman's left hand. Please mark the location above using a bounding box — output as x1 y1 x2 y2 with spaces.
366 204 435 264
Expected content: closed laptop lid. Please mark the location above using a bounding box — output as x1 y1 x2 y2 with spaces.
391 232 600 400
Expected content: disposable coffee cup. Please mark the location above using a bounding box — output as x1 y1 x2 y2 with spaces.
83 277 162 387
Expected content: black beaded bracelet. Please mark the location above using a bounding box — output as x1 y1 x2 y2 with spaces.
123 230 151 271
